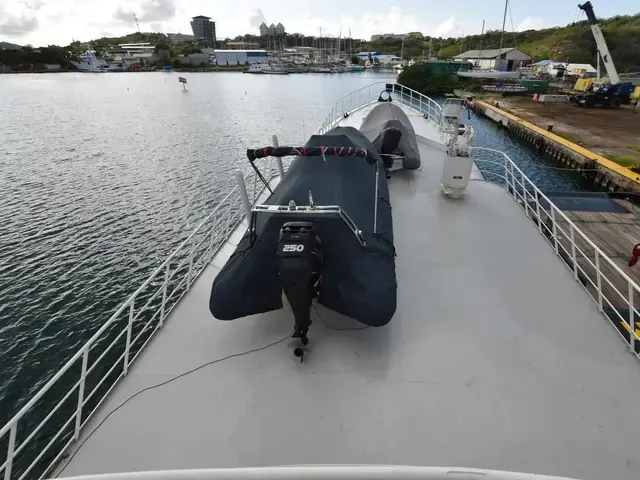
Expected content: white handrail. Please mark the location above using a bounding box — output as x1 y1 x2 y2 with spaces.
317 82 442 134
474 147 640 288
54 465 580 480
473 146 640 358
3 84 639 480
0 159 278 480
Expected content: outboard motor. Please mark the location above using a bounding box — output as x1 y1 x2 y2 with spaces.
276 221 322 360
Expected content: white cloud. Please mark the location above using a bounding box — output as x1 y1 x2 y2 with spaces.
360 6 420 37
0 0 562 47
113 5 136 26
0 0 41 36
138 0 175 22
249 8 266 29
113 0 176 25
516 17 551 32
433 17 456 37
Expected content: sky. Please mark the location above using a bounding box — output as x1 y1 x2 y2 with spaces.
0 0 638 47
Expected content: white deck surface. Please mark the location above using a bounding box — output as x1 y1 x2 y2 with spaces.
54 104 640 480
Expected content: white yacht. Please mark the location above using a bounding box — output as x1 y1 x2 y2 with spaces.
2 82 640 480
244 64 289 75
70 45 107 73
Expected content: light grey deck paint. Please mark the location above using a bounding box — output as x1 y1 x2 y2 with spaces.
54 105 640 480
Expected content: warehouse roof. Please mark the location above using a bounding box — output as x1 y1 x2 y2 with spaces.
455 48 531 59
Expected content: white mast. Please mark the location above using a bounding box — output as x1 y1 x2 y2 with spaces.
498 0 508 69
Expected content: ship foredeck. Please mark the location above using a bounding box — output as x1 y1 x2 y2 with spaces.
53 103 640 480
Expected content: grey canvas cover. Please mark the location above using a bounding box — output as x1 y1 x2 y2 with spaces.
359 102 421 170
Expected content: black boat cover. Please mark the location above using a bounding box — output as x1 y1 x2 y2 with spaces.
209 126 396 327
359 102 421 170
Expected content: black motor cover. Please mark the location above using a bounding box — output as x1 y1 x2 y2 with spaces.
277 222 322 334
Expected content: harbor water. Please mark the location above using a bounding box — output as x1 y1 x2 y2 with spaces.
0 71 592 432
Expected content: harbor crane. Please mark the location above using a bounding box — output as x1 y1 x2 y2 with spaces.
575 1 634 107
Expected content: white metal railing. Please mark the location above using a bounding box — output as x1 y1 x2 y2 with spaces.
317 82 442 134
0 159 278 480
4 82 638 480
473 147 640 360
55 465 579 480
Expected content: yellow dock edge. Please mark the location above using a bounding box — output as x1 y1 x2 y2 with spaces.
476 100 640 185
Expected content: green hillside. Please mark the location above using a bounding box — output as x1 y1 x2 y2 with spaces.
1 11 639 71
360 13 640 71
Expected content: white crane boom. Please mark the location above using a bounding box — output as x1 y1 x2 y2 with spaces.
578 2 620 84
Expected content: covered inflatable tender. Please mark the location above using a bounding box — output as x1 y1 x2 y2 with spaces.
359 102 421 170
209 126 396 327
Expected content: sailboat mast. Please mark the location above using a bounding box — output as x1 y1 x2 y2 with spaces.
478 19 485 66
498 0 508 62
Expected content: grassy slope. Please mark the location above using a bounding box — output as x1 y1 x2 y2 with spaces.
359 12 640 71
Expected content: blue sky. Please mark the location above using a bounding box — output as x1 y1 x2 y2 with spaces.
0 0 638 46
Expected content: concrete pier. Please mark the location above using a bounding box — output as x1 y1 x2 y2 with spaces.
472 100 640 192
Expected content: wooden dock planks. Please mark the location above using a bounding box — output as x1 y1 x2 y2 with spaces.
539 199 640 314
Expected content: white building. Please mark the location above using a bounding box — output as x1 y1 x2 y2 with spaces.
167 33 195 44
375 54 402 65
454 48 532 71
212 49 268 66
107 43 156 66
565 63 597 76
370 33 408 41
259 22 285 36
356 51 401 65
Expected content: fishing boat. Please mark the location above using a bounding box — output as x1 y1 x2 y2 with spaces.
3 82 640 480
71 43 106 73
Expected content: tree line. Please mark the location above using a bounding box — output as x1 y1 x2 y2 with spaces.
2 12 639 72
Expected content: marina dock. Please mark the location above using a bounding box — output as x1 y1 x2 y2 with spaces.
472 99 640 192
530 192 640 351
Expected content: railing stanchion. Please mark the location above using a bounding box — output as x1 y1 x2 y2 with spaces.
235 169 252 225
4 423 17 480
74 348 89 440
551 206 558 255
596 250 603 311
124 299 134 376
225 199 232 237
510 162 516 200
629 282 635 352
252 169 257 205
571 224 578 280
521 171 528 217
208 212 218 262
534 189 542 232
271 135 285 179
186 236 195 291
160 263 170 327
